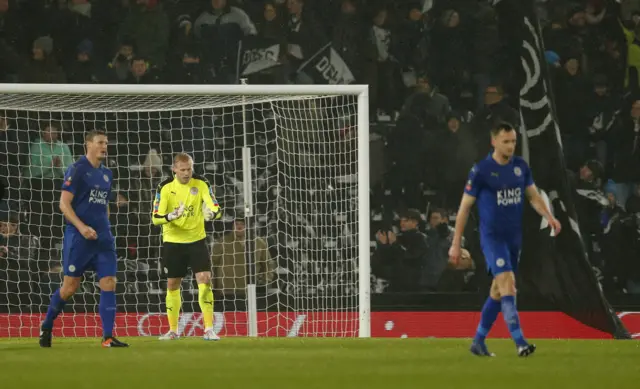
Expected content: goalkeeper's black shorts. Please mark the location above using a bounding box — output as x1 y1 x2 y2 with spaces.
161 239 210 278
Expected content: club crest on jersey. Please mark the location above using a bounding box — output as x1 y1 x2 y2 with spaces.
190 187 198 195
514 167 522 177
496 258 505 268
465 180 472 191
103 174 109 182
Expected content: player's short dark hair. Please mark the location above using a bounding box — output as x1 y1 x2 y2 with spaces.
85 129 106 142
490 122 515 137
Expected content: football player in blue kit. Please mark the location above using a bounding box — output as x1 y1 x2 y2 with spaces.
449 123 561 357
40 130 128 348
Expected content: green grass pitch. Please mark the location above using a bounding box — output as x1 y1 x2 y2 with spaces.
1 338 639 389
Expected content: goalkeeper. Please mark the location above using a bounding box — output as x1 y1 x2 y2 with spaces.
152 153 222 341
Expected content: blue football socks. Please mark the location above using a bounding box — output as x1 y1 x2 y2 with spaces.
473 296 501 344
99 291 116 338
42 289 67 330
501 295 528 347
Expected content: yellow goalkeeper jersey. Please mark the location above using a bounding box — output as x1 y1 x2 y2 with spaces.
152 174 221 244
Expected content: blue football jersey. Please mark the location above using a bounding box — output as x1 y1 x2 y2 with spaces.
61 156 114 241
464 154 534 238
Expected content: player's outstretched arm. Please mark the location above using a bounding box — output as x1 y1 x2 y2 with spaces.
449 194 476 263
525 185 562 234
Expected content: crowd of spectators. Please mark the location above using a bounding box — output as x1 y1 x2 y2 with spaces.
0 0 639 310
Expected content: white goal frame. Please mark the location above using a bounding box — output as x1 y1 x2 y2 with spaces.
0 83 371 338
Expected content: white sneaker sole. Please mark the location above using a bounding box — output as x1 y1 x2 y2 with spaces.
158 335 180 341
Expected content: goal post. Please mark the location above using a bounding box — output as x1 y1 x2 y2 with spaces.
0 83 370 338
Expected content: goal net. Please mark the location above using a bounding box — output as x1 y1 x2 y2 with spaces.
0 84 370 338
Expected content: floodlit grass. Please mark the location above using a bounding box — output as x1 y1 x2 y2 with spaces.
1 338 638 389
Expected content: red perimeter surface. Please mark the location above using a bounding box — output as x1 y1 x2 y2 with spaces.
1 311 639 338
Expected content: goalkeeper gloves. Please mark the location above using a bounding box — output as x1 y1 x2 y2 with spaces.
202 202 221 221
166 202 185 222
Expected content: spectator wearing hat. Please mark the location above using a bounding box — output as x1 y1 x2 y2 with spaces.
66 39 101 83
50 0 99 69
19 36 66 83
601 180 625 229
545 50 561 68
